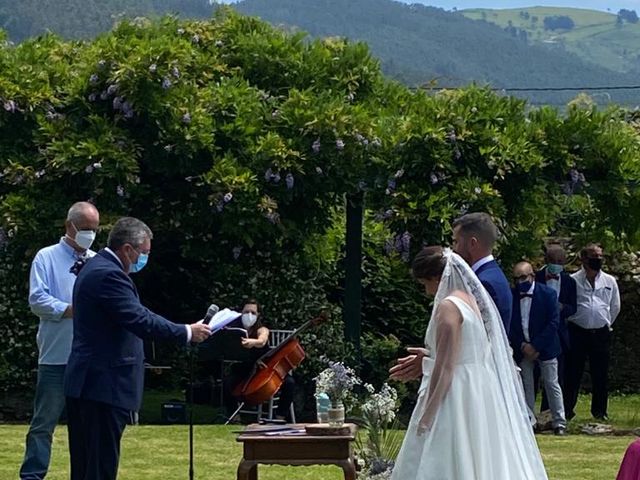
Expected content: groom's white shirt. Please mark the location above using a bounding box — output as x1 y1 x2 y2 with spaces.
471 255 494 273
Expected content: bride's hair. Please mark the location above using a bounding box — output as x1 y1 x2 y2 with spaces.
412 246 445 280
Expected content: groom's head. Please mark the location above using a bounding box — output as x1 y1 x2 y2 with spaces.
451 212 498 266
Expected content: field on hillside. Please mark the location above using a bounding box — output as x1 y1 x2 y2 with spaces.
462 7 640 73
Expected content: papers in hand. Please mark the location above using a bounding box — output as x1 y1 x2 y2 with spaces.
205 308 242 332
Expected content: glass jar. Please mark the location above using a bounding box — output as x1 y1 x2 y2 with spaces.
327 400 345 427
316 392 330 424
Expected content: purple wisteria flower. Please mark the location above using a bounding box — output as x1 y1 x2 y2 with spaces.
116 185 125 197
215 40 224 47
271 110 280 119
265 212 280 224
34 169 46 179
182 113 191 124
453 148 462 161
215 201 224 212
223 192 233 203
430 172 439 185
394 169 404 179
272 172 281 183
192 34 200 44
97 60 107 68
177 28 185 35
100 91 108 101
89 74 99 85
264 168 273 182
474 187 482 194
371 137 382 148
446 130 457 143
312 138 321 154
315 166 323 175
232 246 242 260
336 139 345 151
85 165 94 173
171 66 180 78
149 63 157 73
107 84 118 95
285 173 294 189
3 100 16 113
112 96 123 110
162 78 172 90
88 93 97 102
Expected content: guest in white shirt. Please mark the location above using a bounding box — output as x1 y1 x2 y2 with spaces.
564 243 621 421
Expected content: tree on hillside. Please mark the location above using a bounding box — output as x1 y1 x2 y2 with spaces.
618 9 639 24
543 15 575 31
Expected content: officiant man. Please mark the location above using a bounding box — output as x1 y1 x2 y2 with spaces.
510 261 566 435
64 217 211 480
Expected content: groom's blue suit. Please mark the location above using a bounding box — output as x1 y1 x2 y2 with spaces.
475 260 513 334
64 249 187 479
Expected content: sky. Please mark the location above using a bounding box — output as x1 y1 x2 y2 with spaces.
396 1 640 12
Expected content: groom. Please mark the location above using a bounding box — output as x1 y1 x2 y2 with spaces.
390 212 512 382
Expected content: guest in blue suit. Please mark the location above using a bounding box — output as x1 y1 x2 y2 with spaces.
510 261 566 435
64 217 212 480
535 244 577 413
452 212 513 333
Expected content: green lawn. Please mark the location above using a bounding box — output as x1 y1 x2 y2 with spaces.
2 393 638 479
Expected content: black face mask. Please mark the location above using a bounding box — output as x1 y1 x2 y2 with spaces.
586 257 603 271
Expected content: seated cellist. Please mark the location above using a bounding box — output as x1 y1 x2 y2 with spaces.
223 298 296 422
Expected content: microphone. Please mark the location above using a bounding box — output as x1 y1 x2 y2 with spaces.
202 304 220 325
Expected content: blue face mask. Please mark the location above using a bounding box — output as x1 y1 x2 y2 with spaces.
129 253 149 273
517 280 532 293
547 263 564 275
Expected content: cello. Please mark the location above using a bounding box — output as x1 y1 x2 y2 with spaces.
232 312 328 405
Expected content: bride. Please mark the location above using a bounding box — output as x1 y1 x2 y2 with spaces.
390 246 548 479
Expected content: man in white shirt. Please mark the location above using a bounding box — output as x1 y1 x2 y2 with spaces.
20 202 99 480
564 243 621 421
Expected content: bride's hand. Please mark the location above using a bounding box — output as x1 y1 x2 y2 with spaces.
389 347 429 382
417 409 434 436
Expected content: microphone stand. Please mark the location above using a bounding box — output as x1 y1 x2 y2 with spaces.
189 342 197 480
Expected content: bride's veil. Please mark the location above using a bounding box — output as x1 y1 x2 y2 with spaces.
431 248 548 477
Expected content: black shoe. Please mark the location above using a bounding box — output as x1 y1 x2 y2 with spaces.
594 414 609 422
566 411 575 421
554 426 567 436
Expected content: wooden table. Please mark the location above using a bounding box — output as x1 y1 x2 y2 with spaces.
236 423 357 480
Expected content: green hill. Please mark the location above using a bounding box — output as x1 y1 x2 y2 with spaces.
0 0 638 106
231 0 638 106
461 7 640 73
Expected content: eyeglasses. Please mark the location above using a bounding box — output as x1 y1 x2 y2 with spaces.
513 274 533 282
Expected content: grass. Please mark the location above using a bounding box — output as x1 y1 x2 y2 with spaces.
461 7 640 73
2 394 638 479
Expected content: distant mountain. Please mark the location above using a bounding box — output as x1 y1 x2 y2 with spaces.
397 1 640 13
461 6 640 73
230 0 638 106
0 0 638 106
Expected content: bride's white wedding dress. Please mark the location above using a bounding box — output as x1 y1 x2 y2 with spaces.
392 252 548 480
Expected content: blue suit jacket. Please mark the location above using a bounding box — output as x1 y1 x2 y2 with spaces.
535 268 577 352
509 283 561 363
64 250 187 411
475 260 513 334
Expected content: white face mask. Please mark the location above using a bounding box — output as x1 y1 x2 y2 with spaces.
241 312 257 329
69 223 96 250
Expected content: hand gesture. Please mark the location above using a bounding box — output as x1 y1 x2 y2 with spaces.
190 323 211 343
389 347 429 382
241 337 256 349
521 343 539 361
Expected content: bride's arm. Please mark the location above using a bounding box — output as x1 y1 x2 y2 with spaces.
418 299 462 434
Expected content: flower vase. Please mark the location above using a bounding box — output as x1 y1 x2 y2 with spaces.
328 400 345 426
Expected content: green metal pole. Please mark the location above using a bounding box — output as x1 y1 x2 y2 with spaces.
344 192 363 350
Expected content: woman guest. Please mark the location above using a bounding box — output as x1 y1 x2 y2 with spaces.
223 298 295 422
